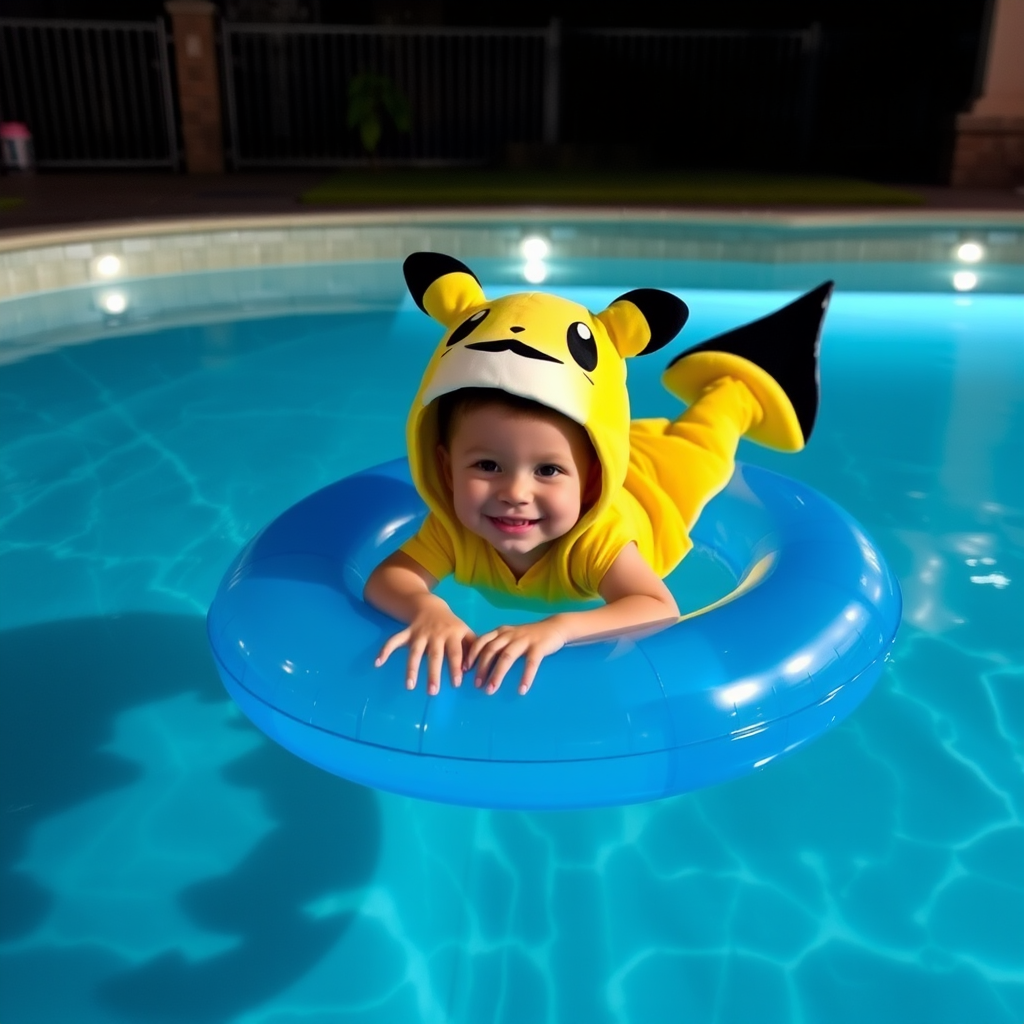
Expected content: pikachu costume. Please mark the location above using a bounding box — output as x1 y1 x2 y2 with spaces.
400 252 832 603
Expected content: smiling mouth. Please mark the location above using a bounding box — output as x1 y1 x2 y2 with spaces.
487 515 540 533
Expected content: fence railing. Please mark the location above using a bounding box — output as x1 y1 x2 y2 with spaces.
221 22 818 169
221 22 559 167
0 17 819 172
0 17 178 168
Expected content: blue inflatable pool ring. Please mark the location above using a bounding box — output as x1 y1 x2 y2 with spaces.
207 458 901 810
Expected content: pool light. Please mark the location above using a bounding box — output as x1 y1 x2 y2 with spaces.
94 253 122 278
952 271 977 292
523 259 547 284
956 241 984 263
521 236 549 260
99 290 128 314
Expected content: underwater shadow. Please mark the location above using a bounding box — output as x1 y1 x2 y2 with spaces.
0 614 380 1024
99 737 380 1023
1 614 217 942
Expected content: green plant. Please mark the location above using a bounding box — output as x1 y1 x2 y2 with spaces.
347 73 411 157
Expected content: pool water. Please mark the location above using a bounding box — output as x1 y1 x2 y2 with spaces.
1 265 1022 1023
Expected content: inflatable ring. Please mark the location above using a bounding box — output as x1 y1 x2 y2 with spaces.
207 458 901 810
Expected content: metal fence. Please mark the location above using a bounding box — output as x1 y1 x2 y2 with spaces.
0 17 178 168
221 22 818 170
222 22 559 167
0 17 817 173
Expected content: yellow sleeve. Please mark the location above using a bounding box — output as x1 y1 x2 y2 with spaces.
399 512 456 582
566 503 640 598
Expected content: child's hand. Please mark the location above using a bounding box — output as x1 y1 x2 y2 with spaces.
375 597 475 696
467 617 569 696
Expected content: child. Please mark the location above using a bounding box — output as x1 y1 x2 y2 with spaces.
365 252 831 697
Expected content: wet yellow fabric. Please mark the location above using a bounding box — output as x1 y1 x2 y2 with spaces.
402 374 762 602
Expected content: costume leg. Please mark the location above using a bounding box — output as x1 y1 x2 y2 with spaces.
662 281 832 452
630 283 831 532
629 377 762 531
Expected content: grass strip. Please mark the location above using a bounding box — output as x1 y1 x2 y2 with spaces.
301 170 923 207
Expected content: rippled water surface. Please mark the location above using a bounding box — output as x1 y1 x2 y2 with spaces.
1 267 1022 1023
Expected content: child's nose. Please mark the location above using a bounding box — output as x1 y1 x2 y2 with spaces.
499 472 532 504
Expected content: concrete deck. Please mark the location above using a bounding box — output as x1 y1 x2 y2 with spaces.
1 172 1022 239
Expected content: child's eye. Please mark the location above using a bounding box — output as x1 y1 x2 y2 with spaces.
474 460 500 472
536 464 562 478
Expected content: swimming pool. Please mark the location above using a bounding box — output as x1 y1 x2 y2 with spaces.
1 214 1022 1023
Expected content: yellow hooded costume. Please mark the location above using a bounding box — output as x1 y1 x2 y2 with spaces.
399 252 831 604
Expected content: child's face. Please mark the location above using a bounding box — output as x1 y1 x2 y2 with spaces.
437 403 598 574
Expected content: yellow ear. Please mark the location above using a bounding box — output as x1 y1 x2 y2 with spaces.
404 253 490 327
596 299 652 359
422 271 487 328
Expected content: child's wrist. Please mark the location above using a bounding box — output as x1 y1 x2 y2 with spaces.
546 612 575 644
413 592 449 614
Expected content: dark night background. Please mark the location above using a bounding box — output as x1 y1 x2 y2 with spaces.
0 1 994 183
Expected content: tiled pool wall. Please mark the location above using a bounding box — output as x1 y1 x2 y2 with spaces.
1 212 1022 363
4 212 1024 299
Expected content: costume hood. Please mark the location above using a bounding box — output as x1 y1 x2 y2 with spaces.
403 252 689 545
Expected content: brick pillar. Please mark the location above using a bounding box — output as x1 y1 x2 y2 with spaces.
165 1 224 174
951 0 1024 187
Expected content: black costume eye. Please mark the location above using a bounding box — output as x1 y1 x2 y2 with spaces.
446 308 489 347
566 321 598 371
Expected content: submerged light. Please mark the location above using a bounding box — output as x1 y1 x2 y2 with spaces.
99 290 128 314
523 259 547 284
953 271 977 292
521 236 549 260
94 253 122 278
956 241 984 263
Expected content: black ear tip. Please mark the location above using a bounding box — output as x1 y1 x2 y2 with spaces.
614 288 689 355
403 252 480 313
402 252 425 275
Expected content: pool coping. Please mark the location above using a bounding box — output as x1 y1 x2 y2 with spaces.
3 206 1024 253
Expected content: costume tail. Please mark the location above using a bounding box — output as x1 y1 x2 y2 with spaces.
661 282 833 452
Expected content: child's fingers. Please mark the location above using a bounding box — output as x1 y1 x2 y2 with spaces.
460 632 476 672
473 635 509 687
375 627 411 667
465 629 498 669
427 634 459 695
517 653 544 695
404 636 428 690
483 642 526 695
425 642 444 696
446 636 464 688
